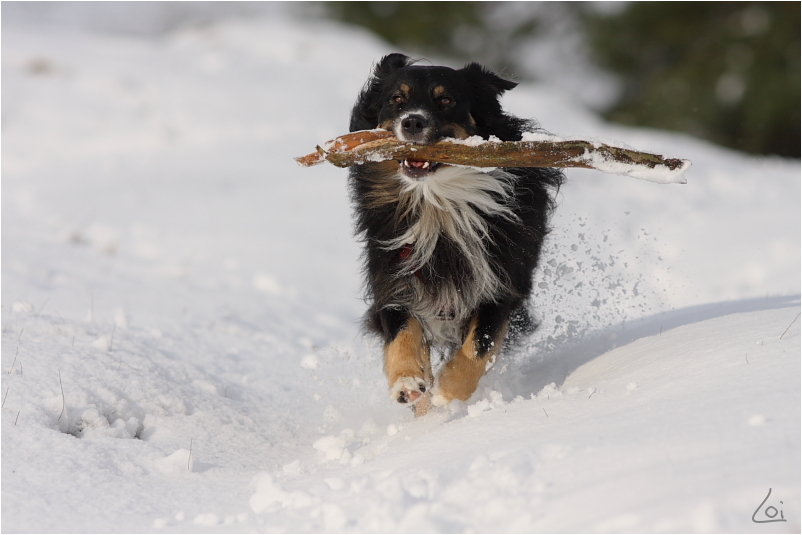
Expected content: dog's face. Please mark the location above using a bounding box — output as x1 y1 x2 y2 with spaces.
351 53 520 180
376 66 475 145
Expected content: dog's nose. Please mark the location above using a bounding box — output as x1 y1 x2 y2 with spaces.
401 114 428 137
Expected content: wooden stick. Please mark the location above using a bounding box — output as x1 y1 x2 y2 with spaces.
295 130 690 184
294 130 395 167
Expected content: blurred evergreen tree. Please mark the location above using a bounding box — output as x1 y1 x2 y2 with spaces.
321 2 549 76
325 2 484 60
586 2 800 157
323 1 798 157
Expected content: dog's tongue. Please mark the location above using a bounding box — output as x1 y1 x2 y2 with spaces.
407 160 428 168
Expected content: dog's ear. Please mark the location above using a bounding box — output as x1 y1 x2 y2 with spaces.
460 62 518 95
374 53 412 77
350 54 413 132
459 63 530 140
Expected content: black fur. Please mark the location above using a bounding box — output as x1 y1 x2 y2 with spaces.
349 54 564 359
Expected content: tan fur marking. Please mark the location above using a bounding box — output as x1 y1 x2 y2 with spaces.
435 316 509 403
384 317 432 390
363 160 403 209
433 85 447 97
399 83 411 96
448 124 471 140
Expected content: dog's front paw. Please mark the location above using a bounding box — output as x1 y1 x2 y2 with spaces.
389 376 428 404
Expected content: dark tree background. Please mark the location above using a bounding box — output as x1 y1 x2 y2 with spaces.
324 1 800 158
586 2 800 158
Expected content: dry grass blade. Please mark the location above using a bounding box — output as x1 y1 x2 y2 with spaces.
57 370 66 422
780 312 800 339
8 348 18 374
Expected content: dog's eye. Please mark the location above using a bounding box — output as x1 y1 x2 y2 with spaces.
392 95 406 104
438 96 454 106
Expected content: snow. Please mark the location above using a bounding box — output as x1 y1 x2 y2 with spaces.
2 10 800 533
451 134 490 147
581 149 691 185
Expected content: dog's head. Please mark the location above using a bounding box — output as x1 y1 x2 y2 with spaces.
350 54 524 180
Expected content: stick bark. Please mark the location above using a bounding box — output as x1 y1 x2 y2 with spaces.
295 130 689 184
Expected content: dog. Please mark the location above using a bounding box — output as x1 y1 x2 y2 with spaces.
348 53 564 415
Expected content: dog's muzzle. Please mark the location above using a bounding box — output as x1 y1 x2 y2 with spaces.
400 113 428 140
395 112 441 179
394 111 435 144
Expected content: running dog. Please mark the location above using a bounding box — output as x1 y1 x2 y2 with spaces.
348 53 564 414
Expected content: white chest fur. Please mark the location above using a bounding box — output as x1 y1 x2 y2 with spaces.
382 166 519 345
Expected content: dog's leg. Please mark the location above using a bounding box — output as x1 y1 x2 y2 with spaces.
431 303 511 406
381 313 433 409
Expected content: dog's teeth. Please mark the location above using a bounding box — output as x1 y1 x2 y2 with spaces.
422 161 429 168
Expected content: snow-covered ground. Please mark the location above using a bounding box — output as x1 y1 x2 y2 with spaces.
2 11 800 533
